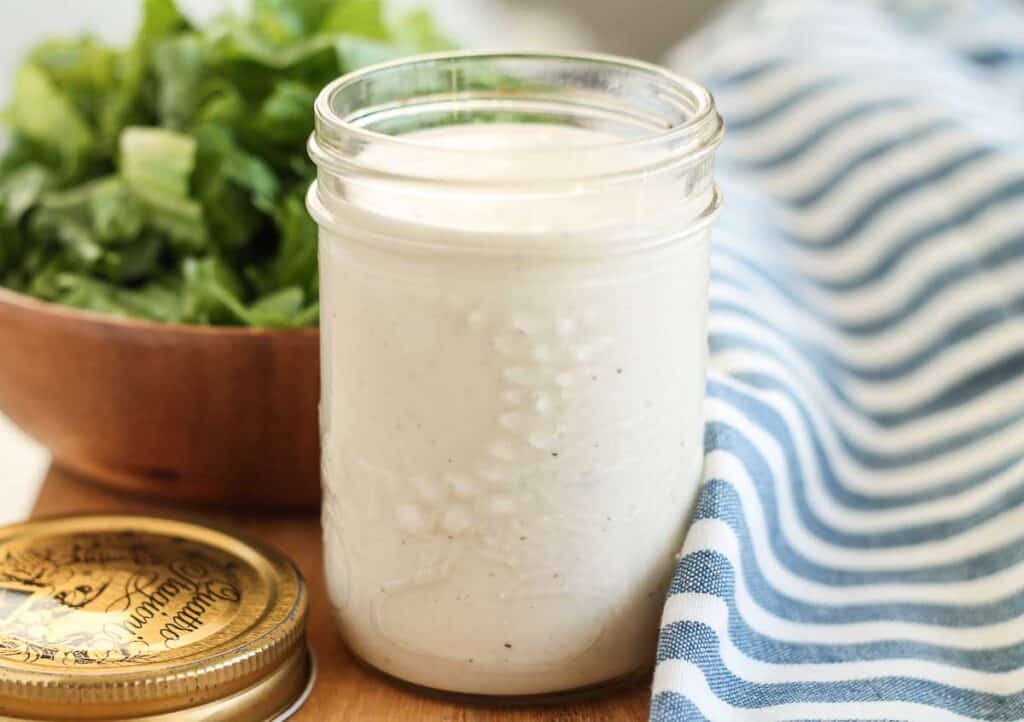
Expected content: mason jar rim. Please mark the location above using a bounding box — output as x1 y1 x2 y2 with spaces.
313 49 723 160
306 50 724 256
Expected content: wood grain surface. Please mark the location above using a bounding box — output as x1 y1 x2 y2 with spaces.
31 466 651 722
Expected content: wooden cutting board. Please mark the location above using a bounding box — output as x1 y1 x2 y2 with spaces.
31 466 651 722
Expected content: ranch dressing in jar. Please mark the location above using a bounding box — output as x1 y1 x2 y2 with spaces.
308 51 723 698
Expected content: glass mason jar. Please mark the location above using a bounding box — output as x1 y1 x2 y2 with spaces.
308 51 723 699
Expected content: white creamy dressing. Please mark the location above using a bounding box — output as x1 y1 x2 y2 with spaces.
318 123 711 695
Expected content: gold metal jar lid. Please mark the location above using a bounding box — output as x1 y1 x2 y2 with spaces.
0 515 311 721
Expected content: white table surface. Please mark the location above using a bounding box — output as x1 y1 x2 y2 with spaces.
0 415 48 525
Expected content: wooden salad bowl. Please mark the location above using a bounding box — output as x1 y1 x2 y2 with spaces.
0 288 321 508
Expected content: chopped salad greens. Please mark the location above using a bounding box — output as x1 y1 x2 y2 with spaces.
0 0 448 327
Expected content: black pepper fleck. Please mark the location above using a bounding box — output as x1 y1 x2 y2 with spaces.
520 536 527 541
616 368 623 374
504 643 512 649
551 452 559 457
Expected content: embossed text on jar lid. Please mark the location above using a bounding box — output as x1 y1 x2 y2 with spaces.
0 515 312 721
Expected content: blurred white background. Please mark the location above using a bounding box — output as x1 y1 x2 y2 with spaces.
0 0 721 103
0 0 719 521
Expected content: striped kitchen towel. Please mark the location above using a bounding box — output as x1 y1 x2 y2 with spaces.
654 1 1024 720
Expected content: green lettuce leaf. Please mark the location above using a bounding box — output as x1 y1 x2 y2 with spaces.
0 0 450 327
9 64 94 178
119 126 206 249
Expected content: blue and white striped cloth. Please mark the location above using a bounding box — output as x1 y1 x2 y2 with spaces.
653 1 1024 720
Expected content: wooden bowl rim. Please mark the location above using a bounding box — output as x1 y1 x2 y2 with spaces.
0 286 320 338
